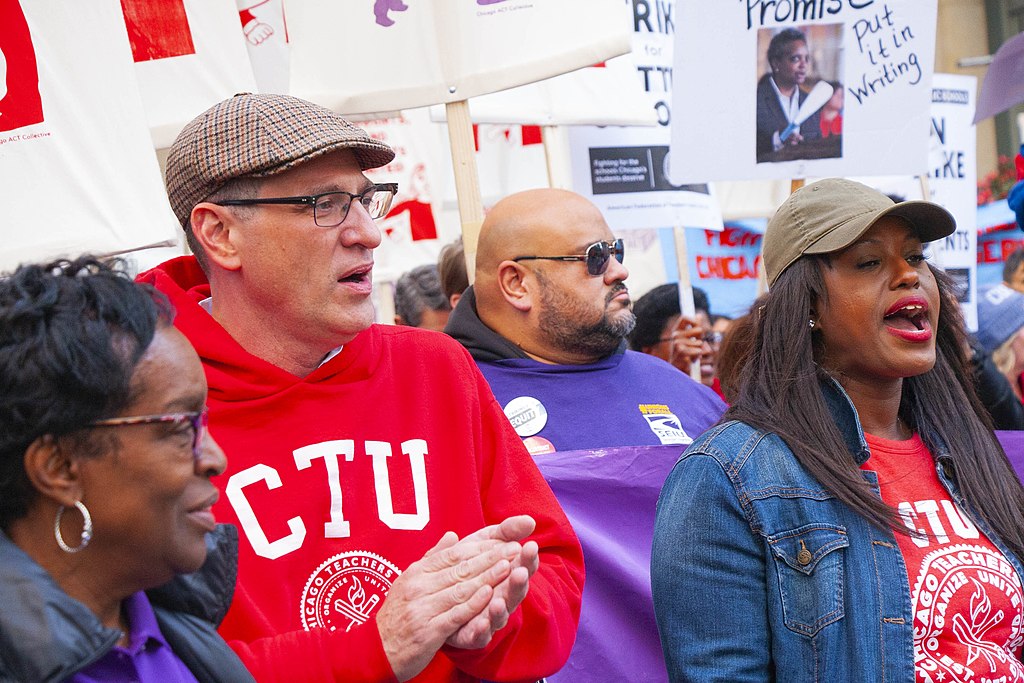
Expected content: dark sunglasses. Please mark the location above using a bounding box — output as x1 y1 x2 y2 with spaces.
512 238 625 276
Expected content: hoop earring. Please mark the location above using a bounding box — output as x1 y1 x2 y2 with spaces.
54 500 92 554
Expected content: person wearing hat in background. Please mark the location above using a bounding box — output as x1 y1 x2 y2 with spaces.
651 179 1024 681
137 94 584 683
978 283 1024 406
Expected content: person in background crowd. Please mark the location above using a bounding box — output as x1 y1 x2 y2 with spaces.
1003 247 1024 294
977 283 1024 406
393 263 451 332
438 237 470 310
652 179 1024 682
0 257 253 683
710 313 733 339
445 186 724 682
139 93 584 683
713 297 765 405
629 284 725 400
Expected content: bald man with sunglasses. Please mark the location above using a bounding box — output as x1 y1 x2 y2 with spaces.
445 189 725 681
445 188 725 455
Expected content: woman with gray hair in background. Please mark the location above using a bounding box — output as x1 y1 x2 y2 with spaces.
0 257 252 682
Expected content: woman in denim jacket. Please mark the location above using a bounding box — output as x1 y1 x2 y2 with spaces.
651 179 1024 682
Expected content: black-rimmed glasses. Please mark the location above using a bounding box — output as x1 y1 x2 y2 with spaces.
87 408 209 461
512 238 625 276
215 182 398 227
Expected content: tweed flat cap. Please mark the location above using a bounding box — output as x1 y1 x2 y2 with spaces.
165 93 395 226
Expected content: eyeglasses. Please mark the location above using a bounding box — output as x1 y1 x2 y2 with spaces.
87 408 209 461
512 238 625 276
215 183 398 227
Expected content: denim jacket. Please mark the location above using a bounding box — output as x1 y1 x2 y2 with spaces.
650 378 1024 682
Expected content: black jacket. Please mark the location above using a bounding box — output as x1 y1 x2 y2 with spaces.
970 340 1024 430
0 525 254 683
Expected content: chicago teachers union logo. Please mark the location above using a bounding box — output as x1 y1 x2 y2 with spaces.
301 551 401 632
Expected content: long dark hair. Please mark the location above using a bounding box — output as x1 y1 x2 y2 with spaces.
727 256 1024 559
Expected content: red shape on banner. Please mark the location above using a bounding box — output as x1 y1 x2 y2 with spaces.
387 200 438 241
120 0 195 63
521 125 542 146
0 0 44 133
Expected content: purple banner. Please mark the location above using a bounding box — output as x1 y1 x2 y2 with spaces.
534 444 684 683
534 434 1024 682
999 431 1024 478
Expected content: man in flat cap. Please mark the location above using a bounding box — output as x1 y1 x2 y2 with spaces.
139 94 583 683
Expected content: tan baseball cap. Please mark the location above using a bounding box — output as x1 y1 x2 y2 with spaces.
763 178 957 286
165 93 395 226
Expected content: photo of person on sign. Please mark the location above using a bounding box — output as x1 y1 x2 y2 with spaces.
755 25 843 164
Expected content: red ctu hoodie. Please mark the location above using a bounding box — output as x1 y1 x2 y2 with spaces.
139 256 584 683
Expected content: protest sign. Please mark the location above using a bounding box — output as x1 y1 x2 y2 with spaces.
670 0 938 182
568 0 723 231
123 0 257 147
287 0 632 115
685 222 765 318
0 0 178 273
924 74 978 329
979 221 1024 292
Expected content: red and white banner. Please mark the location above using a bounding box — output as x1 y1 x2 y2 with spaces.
124 0 257 147
0 0 178 273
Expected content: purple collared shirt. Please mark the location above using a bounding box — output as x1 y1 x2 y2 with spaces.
70 591 199 683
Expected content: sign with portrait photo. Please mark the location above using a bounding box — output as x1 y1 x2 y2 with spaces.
668 0 938 182
567 0 723 231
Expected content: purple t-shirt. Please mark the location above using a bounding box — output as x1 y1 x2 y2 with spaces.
70 592 199 683
478 350 726 452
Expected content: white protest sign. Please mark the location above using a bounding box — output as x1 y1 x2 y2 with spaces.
669 0 938 182
123 0 258 148
0 0 179 273
430 56 658 127
288 0 632 115
926 74 978 330
567 0 723 230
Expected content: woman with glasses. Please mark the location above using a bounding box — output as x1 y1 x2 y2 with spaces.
0 257 253 682
651 180 1024 681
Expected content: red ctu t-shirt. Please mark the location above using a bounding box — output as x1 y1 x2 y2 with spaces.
863 433 1024 682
